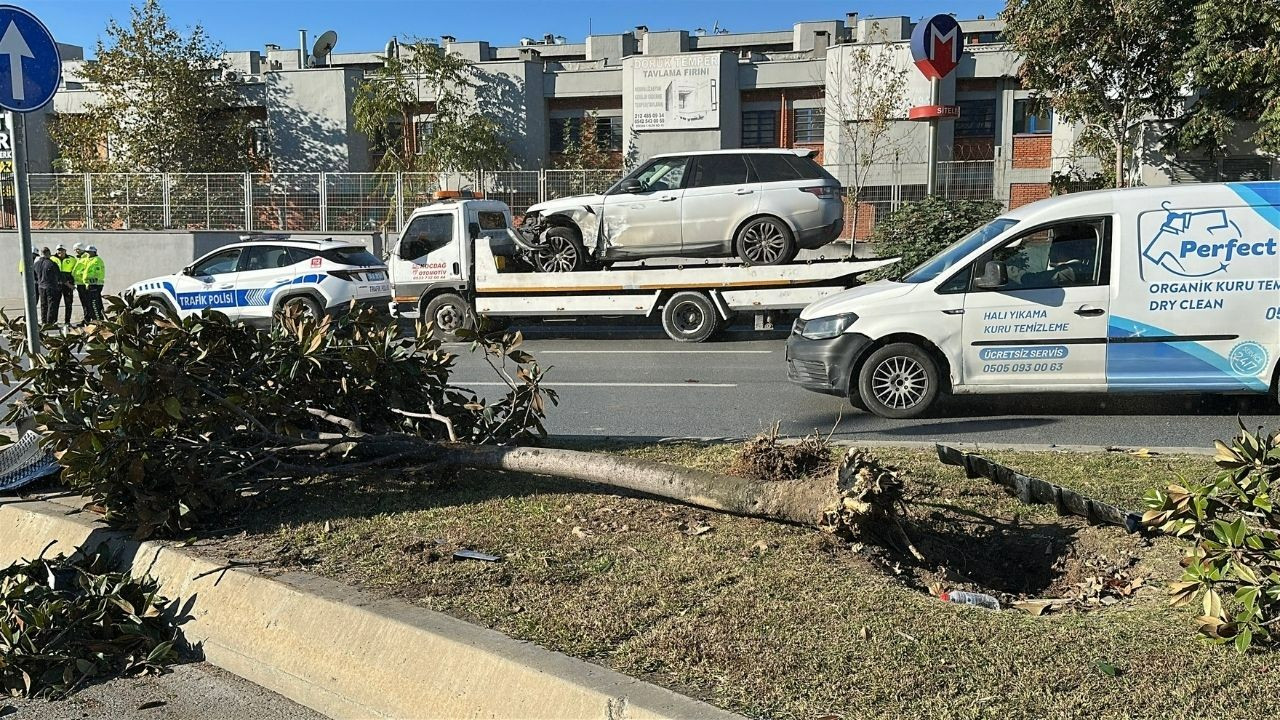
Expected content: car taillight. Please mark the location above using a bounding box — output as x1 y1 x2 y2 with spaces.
328 270 359 281
800 186 837 199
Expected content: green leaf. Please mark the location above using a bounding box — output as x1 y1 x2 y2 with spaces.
162 397 182 420
1095 660 1120 677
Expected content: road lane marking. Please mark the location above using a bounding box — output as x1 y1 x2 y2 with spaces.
453 381 738 388
540 350 773 355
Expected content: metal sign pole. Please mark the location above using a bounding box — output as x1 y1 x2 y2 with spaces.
8 110 38 353
925 77 940 196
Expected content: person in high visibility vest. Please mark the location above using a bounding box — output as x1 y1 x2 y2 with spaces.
52 244 76 327
82 246 106 321
71 243 92 324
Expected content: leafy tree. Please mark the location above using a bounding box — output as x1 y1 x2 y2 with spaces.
353 40 509 173
49 0 258 172
1178 0 1280 157
1143 424 1280 652
866 195 1005 281
1002 0 1195 187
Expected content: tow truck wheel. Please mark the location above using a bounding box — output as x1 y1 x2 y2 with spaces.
857 343 939 419
423 293 475 341
735 217 796 266
661 291 721 343
531 227 588 273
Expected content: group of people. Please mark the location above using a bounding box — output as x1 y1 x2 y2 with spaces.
26 243 106 329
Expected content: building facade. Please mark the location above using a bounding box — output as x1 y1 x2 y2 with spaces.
25 13 1280 234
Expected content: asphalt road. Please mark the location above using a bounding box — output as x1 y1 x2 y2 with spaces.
4 661 325 720
448 320 1280 449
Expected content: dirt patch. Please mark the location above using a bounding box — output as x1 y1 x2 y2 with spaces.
728 424 836 482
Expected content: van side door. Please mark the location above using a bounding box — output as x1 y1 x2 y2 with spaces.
959 217 1112 388
1108 198 1280 392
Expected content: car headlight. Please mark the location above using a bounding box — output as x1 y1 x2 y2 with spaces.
798 313 858 340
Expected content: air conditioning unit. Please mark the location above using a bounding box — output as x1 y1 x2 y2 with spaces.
222 70 240 83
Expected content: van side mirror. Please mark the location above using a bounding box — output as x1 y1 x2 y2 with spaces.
975 260 1009 289
617 178 643 194
468 222 481 240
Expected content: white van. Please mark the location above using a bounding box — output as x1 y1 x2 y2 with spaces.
786 182 1280 418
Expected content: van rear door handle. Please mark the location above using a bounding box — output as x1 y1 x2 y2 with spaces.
734 188 754 195
1074 305 1105 317
658 195 678 202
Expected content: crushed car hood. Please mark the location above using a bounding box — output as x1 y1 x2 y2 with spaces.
525 193 606 216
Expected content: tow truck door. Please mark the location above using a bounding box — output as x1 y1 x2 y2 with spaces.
392 210 465 303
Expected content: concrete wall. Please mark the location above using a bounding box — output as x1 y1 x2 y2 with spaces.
0 231 381 307
266 68 366 172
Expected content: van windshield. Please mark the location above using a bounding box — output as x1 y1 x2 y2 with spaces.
899 217 1019 284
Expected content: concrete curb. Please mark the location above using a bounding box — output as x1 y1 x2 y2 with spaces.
0 497 741 720
652 435 1217 456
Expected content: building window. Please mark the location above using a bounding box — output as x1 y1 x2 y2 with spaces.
413 118 434 155
793 108 824 144
955 99 995 137
1013 100 1052 134
742 110 778 148
596 115 622 152
550 117 581 153
551 116 622 153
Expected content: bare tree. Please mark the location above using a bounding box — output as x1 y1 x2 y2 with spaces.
826 24 911 253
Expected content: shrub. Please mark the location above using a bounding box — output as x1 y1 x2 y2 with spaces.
1142 425 1280 651
866 195 1005 281
0 546 177 698
0 299 556 538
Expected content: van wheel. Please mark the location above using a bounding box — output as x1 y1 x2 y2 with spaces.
857 343 939 419
530 226 588 273
423 293 474 341
661 291 721 343
735 217 796 266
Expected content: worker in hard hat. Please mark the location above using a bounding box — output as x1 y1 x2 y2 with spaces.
52 244 76 328
71 242 92 324
81 245 106 321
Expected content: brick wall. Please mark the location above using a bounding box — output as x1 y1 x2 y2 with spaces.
1009 183 1051 208
843 201 877 240
1012 135 1052 169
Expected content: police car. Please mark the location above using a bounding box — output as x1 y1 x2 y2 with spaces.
126 238 391 324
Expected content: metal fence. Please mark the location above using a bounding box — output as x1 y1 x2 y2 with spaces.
7 163 1017 239
6 169 625 234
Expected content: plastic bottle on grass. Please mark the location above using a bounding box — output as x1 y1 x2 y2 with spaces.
940 590 1000 610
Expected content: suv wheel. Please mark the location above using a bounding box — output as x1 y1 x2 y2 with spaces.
423 293 474 341
661 291 721 343
735 217 796 266
277 295 322 325
857 343 940 419
531 226 588 273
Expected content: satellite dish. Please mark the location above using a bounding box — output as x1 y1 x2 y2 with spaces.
312 30 338 66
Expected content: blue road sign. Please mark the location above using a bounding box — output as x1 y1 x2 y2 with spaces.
0 5 60 112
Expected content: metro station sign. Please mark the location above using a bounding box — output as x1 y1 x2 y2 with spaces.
910 14 964 80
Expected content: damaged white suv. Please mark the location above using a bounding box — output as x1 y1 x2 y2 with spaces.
517 149 844 272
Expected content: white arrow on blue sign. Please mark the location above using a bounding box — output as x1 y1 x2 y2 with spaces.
0 4 60 112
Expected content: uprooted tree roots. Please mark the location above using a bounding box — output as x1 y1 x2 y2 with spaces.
730 422 836 483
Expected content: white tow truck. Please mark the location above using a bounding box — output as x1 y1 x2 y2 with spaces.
387 196 891 342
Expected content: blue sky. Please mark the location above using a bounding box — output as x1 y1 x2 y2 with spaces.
24 0 1005 55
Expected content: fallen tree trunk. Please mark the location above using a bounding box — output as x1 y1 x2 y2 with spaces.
439 444 840 526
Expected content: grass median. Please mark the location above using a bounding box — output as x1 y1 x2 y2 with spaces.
191 442 1278 719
